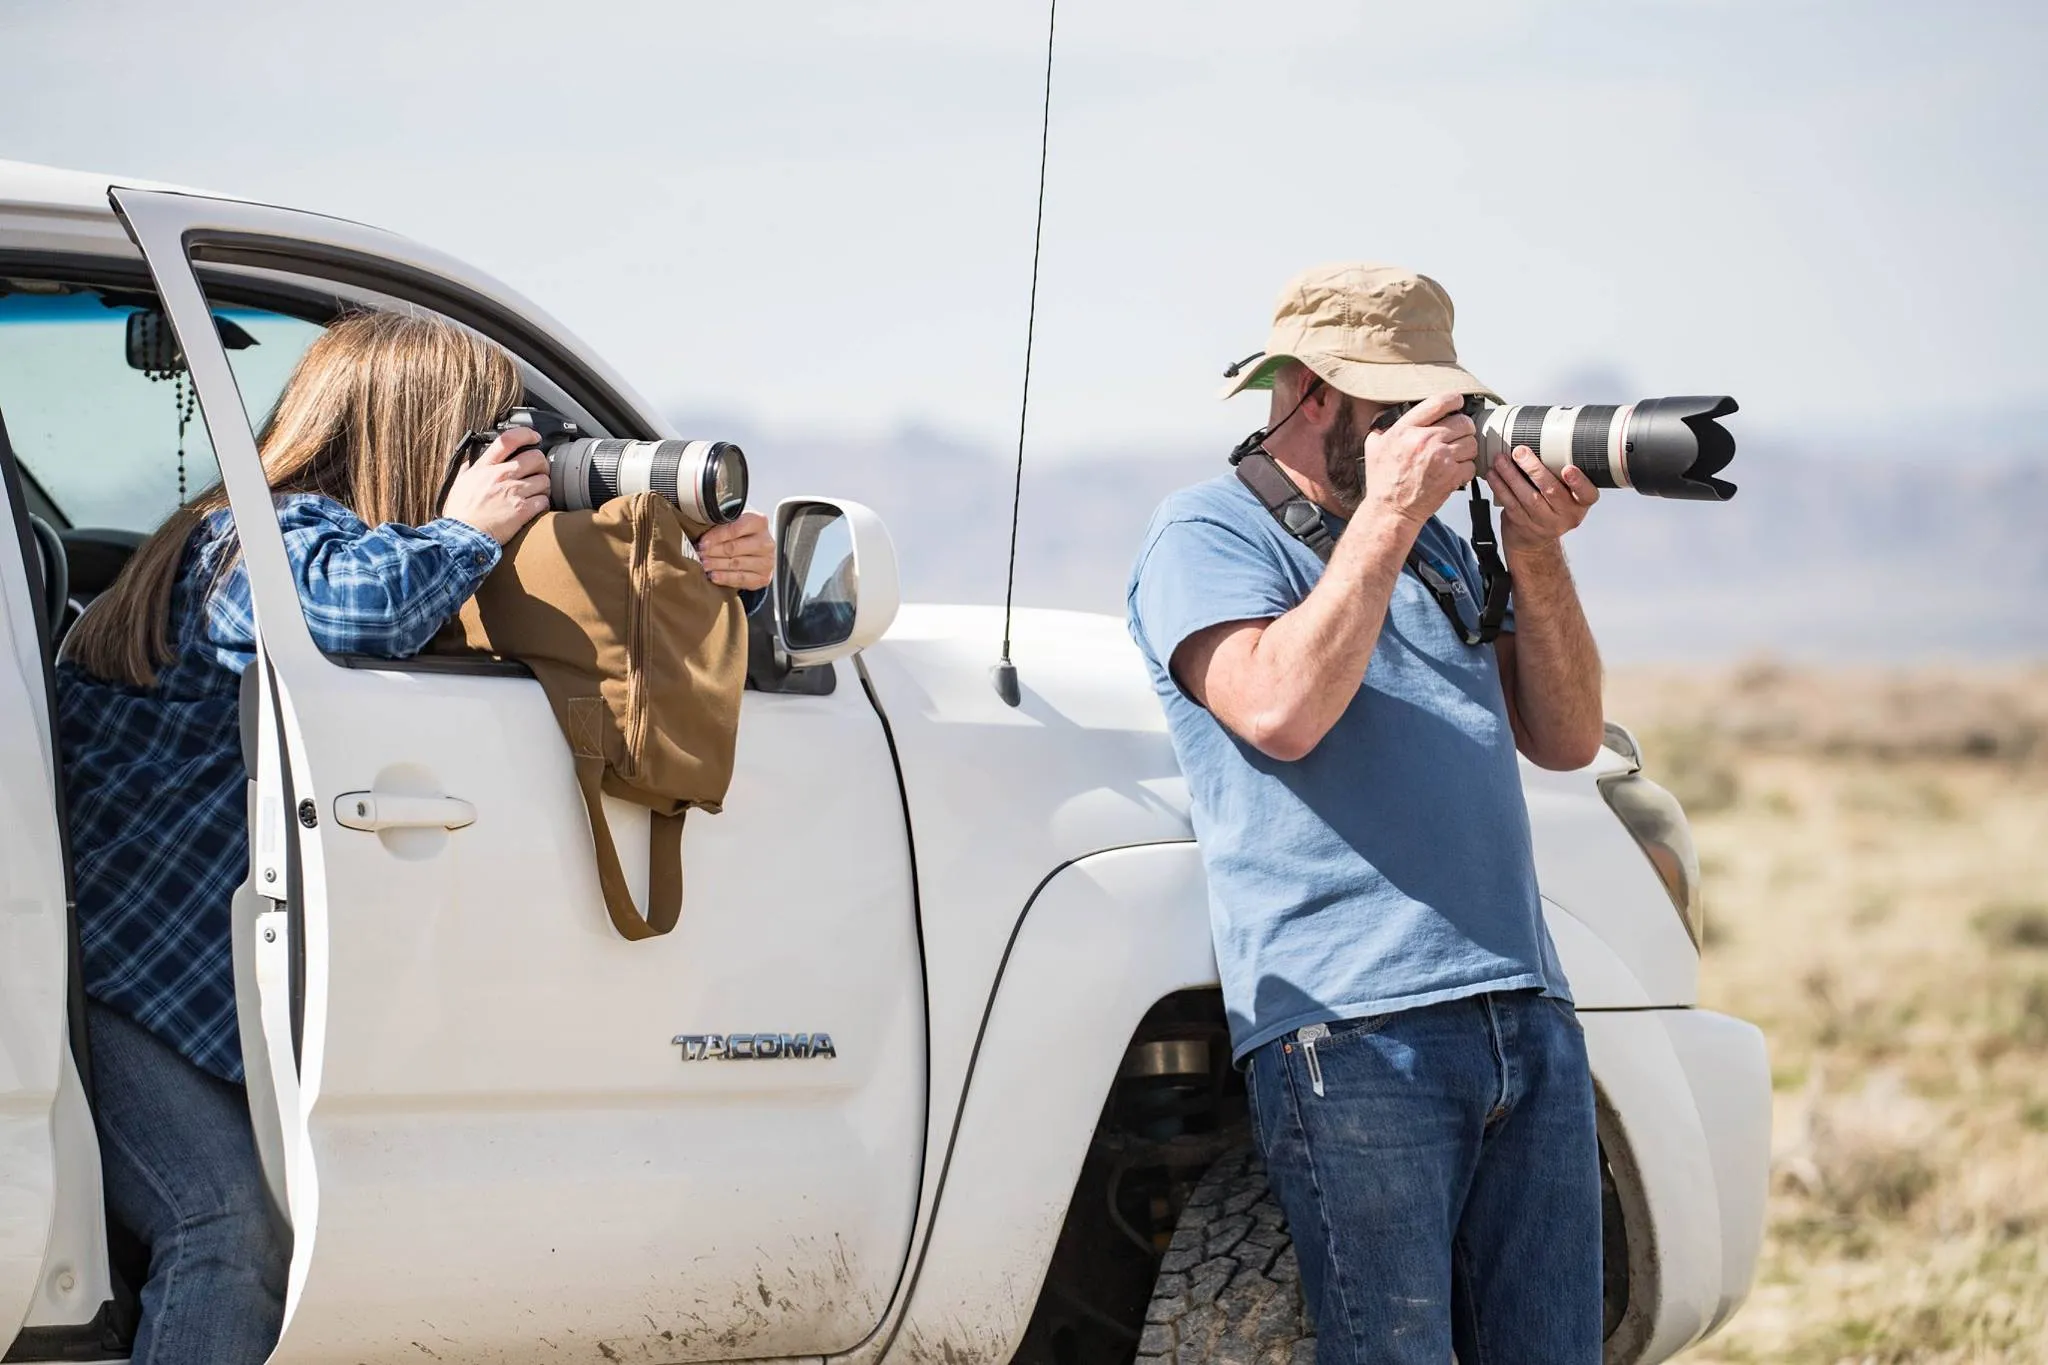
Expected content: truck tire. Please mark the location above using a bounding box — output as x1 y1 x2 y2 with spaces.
1138 1137 1639 1365
1135 1140 1315 1365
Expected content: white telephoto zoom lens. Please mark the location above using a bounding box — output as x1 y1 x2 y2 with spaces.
1474 403 1636 489
1470 395 1738 501
547 438 750 524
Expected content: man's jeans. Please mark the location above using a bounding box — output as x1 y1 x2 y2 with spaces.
86 1002 288 1365
1247 990 1601 1365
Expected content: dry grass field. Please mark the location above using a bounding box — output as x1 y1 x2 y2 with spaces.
1602 663 2048 1364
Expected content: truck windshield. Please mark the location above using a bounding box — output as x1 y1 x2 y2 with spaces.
0 285 323 532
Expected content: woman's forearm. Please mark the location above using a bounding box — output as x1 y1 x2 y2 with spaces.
289 519 500 658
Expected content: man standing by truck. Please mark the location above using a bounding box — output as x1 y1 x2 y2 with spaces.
1127 262 1608 1363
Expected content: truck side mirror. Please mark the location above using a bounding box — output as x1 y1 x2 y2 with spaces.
772 498 899 667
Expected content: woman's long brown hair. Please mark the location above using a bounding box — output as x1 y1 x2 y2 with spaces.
65 310 523 687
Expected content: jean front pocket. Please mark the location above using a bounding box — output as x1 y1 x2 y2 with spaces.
1289 1014 1392 1099
1317 1012 1391 1051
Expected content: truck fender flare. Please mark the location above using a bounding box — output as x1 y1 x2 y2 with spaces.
874 842 1215 1365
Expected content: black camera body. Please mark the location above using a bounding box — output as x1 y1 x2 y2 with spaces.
496 405 586 449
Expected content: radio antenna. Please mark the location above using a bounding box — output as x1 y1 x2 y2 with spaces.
992 0 1057 708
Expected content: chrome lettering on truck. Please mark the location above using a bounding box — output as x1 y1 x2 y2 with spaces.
673 1033 837 1061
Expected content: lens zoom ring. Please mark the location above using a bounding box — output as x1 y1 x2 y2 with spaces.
648 445 685 506
1571 406 1619 485
589 439 627 504
1509 407 1548 456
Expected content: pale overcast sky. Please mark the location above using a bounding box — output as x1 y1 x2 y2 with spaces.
5 0 2042 459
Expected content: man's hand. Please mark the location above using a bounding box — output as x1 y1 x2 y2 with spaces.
1361 391 1477 527
697 512 774 591
1485 446 1598 555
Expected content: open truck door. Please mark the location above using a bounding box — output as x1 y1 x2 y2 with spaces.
112 185 927 1364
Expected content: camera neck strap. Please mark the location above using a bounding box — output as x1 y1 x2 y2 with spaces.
1229 446 1511 647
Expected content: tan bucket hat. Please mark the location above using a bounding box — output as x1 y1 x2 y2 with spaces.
1219 262 1500 404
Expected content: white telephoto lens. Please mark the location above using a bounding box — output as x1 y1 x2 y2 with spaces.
1475 403 1635 489
546 437 749 523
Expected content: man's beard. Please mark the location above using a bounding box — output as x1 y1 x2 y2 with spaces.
1321 398 1366 516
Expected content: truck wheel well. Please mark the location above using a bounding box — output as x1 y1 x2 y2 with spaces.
1596 1082 1657 1362
1012 989 1245 1365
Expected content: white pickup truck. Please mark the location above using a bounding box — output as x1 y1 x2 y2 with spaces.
0 161 1770 1365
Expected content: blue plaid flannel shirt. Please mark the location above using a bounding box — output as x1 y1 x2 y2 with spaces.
56 495 502 1084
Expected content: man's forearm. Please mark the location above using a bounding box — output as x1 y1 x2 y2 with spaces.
1233 504 1421 757
1501 543 1604 769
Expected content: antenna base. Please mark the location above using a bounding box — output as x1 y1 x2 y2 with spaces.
991 659 1021 707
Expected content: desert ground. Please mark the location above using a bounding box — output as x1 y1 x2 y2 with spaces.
1601 663 2048 1363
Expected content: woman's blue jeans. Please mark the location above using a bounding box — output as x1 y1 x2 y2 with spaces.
86 1002 288 1365
1247 990 1602 1365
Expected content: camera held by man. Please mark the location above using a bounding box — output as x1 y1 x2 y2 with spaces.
1417 391 1738 500
1227 342 1739 506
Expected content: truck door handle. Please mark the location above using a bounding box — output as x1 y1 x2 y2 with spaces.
333 792 477 832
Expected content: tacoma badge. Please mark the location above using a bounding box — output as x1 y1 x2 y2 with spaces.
673 1033 837 1061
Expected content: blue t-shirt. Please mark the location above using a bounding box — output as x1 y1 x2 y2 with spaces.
1127 473 1569 1061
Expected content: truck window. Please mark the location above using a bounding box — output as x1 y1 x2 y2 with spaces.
0 283 323 531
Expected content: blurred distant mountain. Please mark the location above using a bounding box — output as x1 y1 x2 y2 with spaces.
684 409 2048 663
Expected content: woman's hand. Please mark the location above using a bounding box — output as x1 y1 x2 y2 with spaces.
443 428 550 544
697 512 774 591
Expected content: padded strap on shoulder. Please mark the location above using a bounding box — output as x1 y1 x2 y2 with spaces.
572 753 683 940
1231 445 1511 647
1233 452 1335 563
